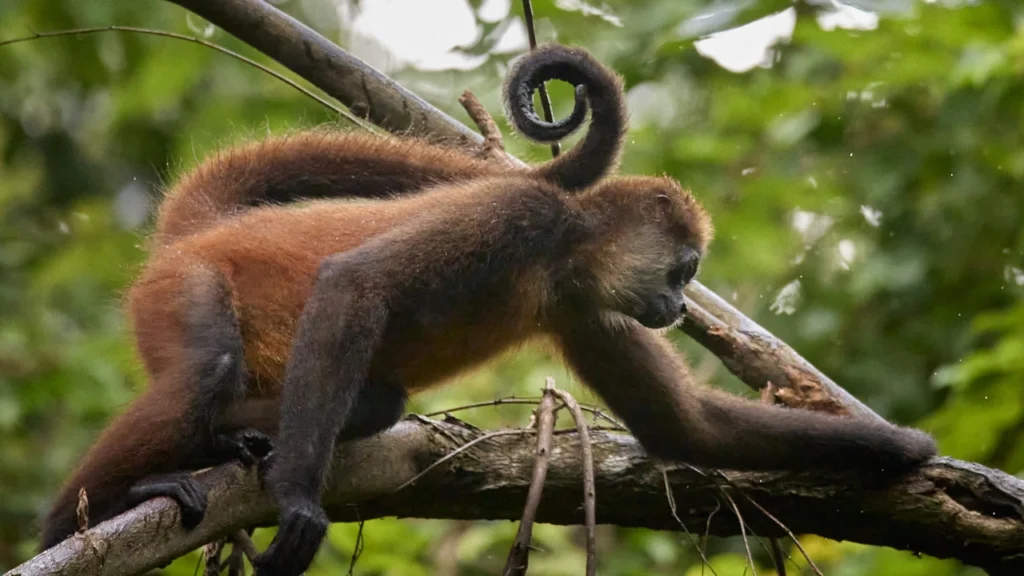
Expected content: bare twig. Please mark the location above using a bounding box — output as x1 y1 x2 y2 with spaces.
75 488 89 533
347 518 365 576
719 489 757 576
229 530 258 564
770 539 787 576
423 395 626 431
504 378 559 576
224 542 245 576
547 387 597 576
759 383 788 576
459 91 517 167
521 0 560 158
663 470 717 575
0 25 371 129
731 486 824 576
390 429 529 493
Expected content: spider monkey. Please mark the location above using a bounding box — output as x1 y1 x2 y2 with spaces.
40 45 936 575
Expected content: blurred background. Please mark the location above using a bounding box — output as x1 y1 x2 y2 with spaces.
1 0 1021 574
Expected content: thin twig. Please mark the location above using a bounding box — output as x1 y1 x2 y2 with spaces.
229 529 258 563
458 90 517 168
503 378 559 576
759 384 788 576
548 386 597 576
224 542 245 576
719 489 757 576
770 539 787 576
75 488 89 533
662 470 717 576
730 486 823 576
521 0 560 158
0 25 373 130
423 395 627 430
390 429 529 493
347 516 365 576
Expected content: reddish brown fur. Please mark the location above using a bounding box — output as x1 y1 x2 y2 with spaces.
155 131 504 246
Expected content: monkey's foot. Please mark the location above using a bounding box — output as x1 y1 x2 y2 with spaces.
252 498 329 576
127 472 208 529
211 429 275 468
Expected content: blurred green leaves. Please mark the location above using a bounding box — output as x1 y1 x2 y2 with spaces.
2 0 1023 574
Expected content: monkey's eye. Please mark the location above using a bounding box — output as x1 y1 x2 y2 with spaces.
681 255 700 283
668 252 700 287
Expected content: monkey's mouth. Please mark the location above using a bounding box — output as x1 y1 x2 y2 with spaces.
634 291 687 329
635 307 683 329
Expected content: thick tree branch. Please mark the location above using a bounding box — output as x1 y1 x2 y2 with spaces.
164 0 884 422
7 417 1024 576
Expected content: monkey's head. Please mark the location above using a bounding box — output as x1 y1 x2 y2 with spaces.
574 176 713 329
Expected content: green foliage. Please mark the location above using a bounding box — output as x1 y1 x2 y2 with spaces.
1 0 1022 573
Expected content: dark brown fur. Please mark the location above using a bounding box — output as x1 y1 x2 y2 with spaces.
41 45 935 576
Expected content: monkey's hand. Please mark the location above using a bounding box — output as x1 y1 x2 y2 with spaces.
252 495 329 576
210 429 275 468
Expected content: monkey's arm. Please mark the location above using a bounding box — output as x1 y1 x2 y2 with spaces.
253 255 389 576
555 319 936 473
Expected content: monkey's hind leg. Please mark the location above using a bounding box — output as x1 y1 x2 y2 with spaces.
40 269 254 551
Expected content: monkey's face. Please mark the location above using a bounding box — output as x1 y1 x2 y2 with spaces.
605 239 700 329
630 244 700 328
580 177 712 330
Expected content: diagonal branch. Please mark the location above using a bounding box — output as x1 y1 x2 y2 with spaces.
7 417 1024 576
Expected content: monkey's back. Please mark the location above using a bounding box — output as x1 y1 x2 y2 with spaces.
130 181 560 396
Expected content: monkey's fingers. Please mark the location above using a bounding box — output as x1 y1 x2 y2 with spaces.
253 499 329 576
126 472 208 529
240 430 275 458
210 430 275 468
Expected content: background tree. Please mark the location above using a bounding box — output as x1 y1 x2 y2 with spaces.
0 0 1021 574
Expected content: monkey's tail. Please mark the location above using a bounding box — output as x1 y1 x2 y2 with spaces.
154 131 498 247
39 387 192 551
503 44 628 192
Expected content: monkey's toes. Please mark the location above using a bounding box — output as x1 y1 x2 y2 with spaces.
126 472 208 529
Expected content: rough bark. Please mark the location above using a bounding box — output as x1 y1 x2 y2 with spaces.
7 417 1024 576
164 0 884 422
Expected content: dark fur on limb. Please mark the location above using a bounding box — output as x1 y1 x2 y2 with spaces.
9 418 1024 576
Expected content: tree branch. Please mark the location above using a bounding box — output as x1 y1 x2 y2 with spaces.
163 0 885 422
7 417 1024 576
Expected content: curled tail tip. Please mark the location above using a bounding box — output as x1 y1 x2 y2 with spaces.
502 44 624 145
